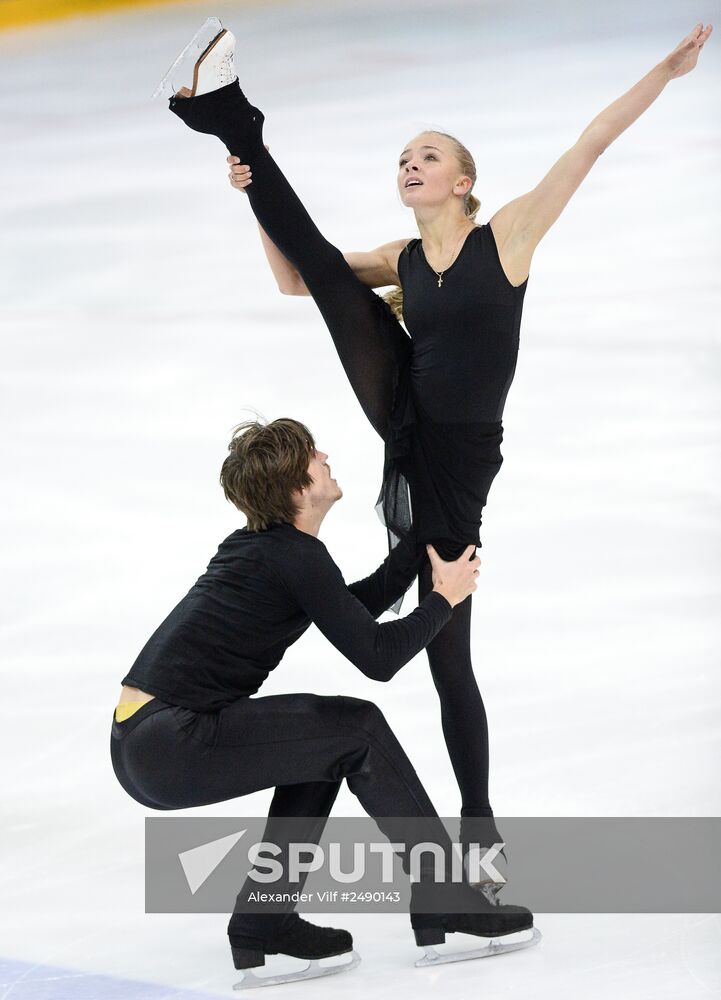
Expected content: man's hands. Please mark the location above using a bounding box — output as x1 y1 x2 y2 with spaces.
228 147 269 192
427 543 480 608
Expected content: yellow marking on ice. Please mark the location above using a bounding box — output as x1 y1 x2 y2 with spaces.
0 0 286 32
0 0 195 31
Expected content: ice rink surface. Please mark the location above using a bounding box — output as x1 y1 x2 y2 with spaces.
1 0 720 996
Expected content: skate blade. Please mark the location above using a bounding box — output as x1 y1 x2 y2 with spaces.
415 927 541 968
152 16 225 99
233 950 361 990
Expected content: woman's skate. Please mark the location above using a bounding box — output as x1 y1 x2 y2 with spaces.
153 16 236 99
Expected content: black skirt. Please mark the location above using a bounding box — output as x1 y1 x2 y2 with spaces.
376 354 505 609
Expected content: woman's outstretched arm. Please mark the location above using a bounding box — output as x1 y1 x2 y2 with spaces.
584 22 713 154
491 22 713 256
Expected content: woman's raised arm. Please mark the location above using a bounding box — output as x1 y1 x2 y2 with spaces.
494 22 713 252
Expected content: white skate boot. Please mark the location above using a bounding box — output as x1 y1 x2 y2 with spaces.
153 16 237 99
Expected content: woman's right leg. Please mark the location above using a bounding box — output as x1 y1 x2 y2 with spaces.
169 82 410 440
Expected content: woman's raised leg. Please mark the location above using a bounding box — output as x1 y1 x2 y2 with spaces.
169 82 409 440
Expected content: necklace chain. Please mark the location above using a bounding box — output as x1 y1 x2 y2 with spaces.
430 225 474 288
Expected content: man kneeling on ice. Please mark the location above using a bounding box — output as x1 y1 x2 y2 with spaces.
110 417 537 987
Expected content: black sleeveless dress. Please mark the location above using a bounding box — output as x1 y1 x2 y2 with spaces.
376 222 529 568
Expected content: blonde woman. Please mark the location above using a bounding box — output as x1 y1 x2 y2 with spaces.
165 17 712 889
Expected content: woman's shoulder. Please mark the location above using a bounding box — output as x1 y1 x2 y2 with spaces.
395 235 420 267
382 236 417 286
385 236 418 261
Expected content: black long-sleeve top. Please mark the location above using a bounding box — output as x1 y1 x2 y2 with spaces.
121 521 452 711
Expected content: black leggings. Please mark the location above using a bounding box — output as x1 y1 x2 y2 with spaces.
169 83 495 830
110 693 487 932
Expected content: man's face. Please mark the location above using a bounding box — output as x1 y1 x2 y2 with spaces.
305 448 343 507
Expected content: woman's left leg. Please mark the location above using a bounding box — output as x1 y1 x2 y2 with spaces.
417 556 501 850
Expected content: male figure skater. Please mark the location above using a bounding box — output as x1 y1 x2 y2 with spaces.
111 417 537 986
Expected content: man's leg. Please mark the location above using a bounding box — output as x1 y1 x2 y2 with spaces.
112 691 532 955
228 780 342 938
115 691 449 872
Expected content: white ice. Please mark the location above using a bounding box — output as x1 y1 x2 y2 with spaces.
1 0 720 997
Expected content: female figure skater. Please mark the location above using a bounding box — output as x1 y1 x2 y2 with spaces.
162 16 712 887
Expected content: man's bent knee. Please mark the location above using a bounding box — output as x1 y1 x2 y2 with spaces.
334 695 388 733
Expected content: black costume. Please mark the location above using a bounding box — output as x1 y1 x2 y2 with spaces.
388 225 528 547
112 523 532 942
168 81 529 838
119 522 446 710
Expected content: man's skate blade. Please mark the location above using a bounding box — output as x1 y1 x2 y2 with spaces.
152 16 225 99
415 927 541 968
233 950 361 990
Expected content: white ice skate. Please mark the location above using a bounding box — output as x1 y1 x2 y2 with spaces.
233 950 361 990
153 16 237 99
415 926 542 968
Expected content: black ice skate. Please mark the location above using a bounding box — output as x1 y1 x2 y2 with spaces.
414 910 542 968
229 913 360 989
465 840 509 906
411 885 541 968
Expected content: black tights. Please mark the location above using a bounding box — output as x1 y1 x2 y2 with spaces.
169 83 495 833
418 560 493 829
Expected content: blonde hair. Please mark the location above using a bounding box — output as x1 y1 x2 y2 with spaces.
383 131 480 323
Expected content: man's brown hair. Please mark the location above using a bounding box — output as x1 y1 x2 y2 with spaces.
220 418 316 531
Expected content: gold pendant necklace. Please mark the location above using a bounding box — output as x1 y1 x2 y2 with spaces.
431 224 473 288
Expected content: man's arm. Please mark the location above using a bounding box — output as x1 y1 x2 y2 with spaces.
281 538 452 682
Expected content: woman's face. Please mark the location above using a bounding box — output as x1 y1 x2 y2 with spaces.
397 132 471 212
